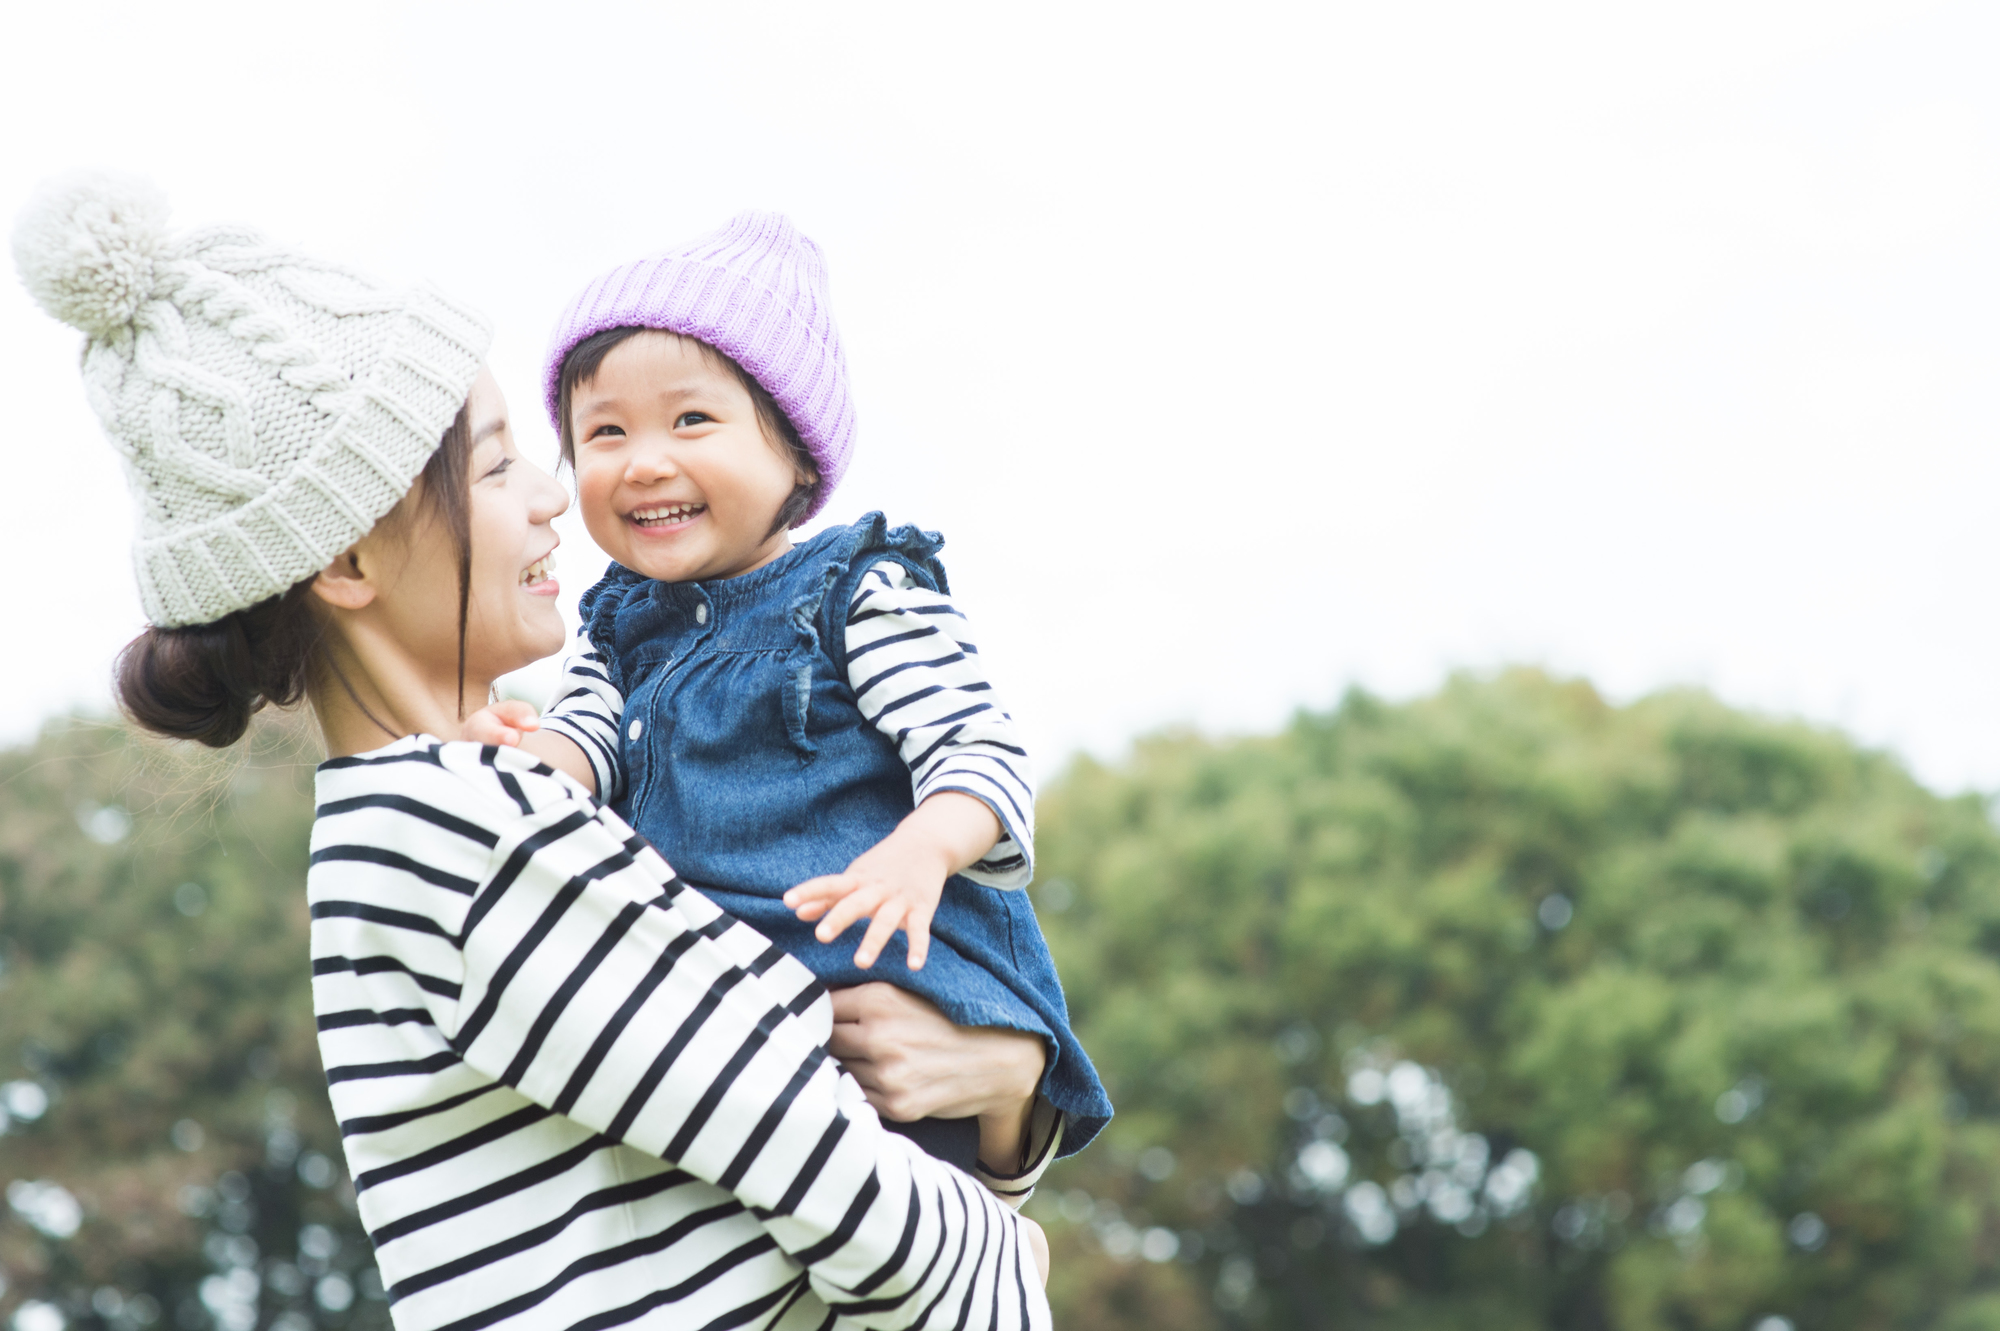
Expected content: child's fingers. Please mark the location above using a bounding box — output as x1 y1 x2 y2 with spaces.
464 720 519 747
784 874 860 919
463 700 540 748
852 899 909 970
903 909 935 971
814 883 889 944
490 699 542 731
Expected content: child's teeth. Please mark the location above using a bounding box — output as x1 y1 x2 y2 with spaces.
634 503 703 522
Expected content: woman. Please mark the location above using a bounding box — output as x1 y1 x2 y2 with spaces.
15 175 1052 1329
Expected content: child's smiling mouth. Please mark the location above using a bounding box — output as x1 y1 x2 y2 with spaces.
630 502 706 529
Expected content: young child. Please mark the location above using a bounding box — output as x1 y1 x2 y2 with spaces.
475 213 1110 1183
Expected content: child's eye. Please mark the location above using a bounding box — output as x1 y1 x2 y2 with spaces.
586 424 626 442
675 412 712 429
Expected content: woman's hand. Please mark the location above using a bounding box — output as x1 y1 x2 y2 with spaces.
1021 1215 1051 1286
828 983 1045 1174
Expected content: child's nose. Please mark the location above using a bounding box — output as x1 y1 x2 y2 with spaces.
624 441 680 485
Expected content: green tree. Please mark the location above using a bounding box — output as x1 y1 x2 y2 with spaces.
1029 669 2000 1331
15 669 2000 1331
0 717 384 1331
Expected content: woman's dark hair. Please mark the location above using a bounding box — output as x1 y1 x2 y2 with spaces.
556 326 820 537
117 403 476 747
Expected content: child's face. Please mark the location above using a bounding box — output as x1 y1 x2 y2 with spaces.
570 331 807 583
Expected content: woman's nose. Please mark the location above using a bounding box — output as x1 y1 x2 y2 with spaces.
532 466 570 523
518 453 571 523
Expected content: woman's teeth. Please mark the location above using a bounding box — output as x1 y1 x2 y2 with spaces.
631 503 705 527
520 552 556 586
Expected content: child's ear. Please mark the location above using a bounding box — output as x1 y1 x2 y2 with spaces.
311 548 377 611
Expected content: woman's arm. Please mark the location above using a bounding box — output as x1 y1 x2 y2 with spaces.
828 984 1059 1281
333 742 1047 1328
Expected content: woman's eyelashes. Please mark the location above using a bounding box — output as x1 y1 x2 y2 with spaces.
483 456 514 481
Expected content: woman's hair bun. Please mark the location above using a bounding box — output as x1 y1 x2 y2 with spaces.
11 172 171 337
116 581 322 749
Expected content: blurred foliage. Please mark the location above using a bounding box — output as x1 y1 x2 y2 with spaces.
1028 668 2000 1331
0 717 385 1331
12 669 2000 1331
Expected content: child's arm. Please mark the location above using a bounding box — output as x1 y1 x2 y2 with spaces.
844 561 1037 887
462 704 600 793
785 561 1037 969
462 628 630 798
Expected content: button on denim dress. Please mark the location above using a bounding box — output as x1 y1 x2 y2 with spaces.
579 513 1112 1154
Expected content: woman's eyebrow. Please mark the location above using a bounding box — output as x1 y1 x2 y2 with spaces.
473 417 507 445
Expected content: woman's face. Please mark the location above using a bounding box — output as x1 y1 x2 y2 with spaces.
357 367 570 694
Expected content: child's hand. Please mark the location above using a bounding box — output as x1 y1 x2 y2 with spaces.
785 791 1004 971
786 835 948 970
459 702 601 794
461 699 542 747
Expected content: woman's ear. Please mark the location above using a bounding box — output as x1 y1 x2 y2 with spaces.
311 548 377 611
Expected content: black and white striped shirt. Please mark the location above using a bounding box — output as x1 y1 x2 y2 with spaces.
310 738 1053 1330
542 562 1035 889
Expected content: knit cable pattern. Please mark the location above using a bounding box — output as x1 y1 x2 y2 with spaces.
13 175 491 626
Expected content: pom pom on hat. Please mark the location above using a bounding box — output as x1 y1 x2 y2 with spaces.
12 172 171 337
13 172 493 627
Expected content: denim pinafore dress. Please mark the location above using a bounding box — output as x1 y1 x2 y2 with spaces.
579 513 1111 1156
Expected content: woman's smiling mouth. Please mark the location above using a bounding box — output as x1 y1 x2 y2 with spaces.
630 502 706 528
520 550 559 595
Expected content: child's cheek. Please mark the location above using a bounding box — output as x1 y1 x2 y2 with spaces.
574 463 625 550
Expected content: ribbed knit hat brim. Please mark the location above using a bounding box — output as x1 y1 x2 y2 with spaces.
12 174 493 627
134 285 490 626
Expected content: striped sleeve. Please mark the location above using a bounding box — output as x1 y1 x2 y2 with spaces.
536 626 628 802
373 745 1048 1328
844 562 1035 889
972 1098 1065 1208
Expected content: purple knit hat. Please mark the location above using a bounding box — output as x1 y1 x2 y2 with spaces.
542 212 853 523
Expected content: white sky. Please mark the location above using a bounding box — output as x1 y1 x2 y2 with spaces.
5 0 2000 792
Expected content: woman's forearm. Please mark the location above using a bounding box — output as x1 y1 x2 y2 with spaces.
437 760 1047 1326
973 1047 1042 1173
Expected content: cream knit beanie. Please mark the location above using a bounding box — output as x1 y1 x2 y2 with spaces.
11 174 492 627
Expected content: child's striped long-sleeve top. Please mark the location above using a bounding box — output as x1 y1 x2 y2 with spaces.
310 736 1053 1331
541 560 1036 889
